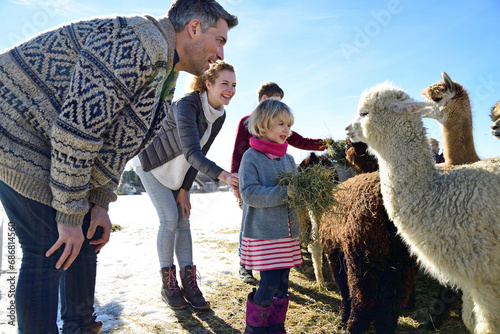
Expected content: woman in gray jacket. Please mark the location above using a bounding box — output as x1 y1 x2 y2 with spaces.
137 61 238 310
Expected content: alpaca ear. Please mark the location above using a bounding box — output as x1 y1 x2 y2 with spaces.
442 72 455 94
392 101 434 116
311 152 319 164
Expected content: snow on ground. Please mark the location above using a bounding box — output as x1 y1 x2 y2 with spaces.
0 191 243 333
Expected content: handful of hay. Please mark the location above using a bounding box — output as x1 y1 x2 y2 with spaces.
323 138 348 166
277 163 340 223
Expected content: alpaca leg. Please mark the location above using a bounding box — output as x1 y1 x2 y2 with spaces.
461 291 476 334
347 296 374 334
420 284 461 330
373 274 403 334
307 210 325 288
326 249 351 323
307 241 325 288
468 288 500 334
345 261 375 333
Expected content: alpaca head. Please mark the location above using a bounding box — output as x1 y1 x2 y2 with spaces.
421 72 470 124
345 137 379 173
299 152 334 170
491 100 500 139
345 82 432 152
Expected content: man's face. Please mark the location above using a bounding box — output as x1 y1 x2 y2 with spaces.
184 19 229 76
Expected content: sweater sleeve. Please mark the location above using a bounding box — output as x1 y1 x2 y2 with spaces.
230 115 251 173
88 180 118 211
50 28 154 226
174 96 224 181
287 131 326 151
239 153 288 208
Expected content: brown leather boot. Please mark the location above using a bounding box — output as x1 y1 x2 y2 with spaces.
180 265 210 310
160 265 188 310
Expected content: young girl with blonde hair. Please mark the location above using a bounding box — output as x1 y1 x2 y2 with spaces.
239 99 302 333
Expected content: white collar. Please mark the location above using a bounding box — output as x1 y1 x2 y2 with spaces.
200 91 224 124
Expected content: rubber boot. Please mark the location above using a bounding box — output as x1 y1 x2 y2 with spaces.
160 265 189 310
267 295 290 334
180 265 210 310
245 291 272 334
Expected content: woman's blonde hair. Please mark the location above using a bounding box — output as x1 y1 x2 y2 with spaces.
189 61 235 93
247 99 294 138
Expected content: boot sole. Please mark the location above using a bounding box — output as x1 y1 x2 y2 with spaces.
188 301 211 311
162 295 189 310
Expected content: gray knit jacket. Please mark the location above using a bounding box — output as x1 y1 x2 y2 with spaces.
0 15 178 226
239 148 300 240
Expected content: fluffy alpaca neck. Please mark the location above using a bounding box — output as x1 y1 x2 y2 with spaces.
441 94 480 165
372 126 438 220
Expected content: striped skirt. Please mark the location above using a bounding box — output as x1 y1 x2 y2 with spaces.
240 236 303 271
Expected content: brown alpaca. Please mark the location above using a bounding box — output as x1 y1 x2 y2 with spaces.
421 72 480 165
319 141 417 334
491 100 500 140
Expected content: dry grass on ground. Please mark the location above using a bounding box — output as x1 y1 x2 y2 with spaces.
108 240 469 334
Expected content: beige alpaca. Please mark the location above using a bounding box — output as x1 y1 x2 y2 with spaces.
421 72 480 165
419 73 482 329
491 100 500 140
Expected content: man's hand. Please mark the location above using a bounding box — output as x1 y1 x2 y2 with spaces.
46 224 84 270
88 204 112 252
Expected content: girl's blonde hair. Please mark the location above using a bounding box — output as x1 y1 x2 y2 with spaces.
247 99 294 138
189 61 235 93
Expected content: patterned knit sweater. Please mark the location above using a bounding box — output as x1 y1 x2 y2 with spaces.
0 15 178 226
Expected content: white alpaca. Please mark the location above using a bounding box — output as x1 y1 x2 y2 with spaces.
307 209 325 288
345 82 500 334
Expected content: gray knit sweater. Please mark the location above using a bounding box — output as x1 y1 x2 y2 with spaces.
239 148 300 240
0 15 178 226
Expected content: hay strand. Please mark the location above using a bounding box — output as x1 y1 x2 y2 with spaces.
277 163 340 223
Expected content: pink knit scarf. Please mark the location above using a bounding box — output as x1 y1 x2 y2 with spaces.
249 136 288 159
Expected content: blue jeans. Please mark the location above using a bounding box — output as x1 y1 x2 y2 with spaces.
254 268 290 307
136 167 193 269
0 181 101 334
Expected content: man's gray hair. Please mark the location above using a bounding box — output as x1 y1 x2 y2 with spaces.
167 0 238 32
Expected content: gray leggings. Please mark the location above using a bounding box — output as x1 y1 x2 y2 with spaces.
136 167 193 269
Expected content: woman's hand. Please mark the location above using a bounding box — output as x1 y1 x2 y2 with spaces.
218 171 239 190
176 188 191 219
287 184 295 198
232 187 242 200
88 204 112 252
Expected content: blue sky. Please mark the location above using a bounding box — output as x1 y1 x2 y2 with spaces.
1 0 499 171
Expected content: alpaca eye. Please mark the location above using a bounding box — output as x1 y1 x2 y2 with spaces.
360 112 368 117
433 97 443 102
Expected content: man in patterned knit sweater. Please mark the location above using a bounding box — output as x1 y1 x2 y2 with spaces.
0 1 237 333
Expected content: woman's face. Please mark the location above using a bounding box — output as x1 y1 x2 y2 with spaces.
206 70 236 108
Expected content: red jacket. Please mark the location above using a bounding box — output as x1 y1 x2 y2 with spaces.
230 114 325 173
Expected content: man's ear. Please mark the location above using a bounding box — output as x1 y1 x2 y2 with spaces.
187 19 202 39
260 94 268 102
